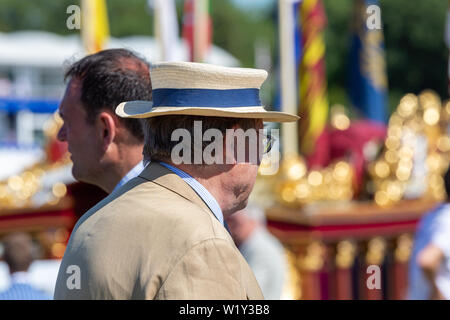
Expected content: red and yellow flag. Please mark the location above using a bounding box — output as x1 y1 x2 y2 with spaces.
298 0 329 155
81 0 110 54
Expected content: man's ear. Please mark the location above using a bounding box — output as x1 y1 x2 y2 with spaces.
97 111 117 151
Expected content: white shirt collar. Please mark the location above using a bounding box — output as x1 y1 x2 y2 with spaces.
112 161 146 193
159 162 224 226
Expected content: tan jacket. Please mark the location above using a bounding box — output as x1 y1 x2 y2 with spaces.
54 163 264 300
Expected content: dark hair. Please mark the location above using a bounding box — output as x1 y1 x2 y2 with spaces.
64 48 152 141
2 232 34 273
142 115 260 164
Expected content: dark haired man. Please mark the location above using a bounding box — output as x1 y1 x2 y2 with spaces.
57 48 152 193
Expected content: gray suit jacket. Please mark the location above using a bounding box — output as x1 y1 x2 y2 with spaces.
54 162 264 299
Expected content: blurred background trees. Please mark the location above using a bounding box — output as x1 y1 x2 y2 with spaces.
0 0 447 114
323 0 448 114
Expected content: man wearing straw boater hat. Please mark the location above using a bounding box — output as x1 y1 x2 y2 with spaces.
54 62 298 300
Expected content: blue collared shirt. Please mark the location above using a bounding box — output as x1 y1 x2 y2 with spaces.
0 272 51 300
159 162 224 226
112 161 146 193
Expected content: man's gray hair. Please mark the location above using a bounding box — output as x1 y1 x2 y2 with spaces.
141 115 260 164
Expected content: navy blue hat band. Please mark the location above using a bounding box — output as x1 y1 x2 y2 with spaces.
152 88 261 108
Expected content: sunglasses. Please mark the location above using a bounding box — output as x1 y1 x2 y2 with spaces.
261 133 275 155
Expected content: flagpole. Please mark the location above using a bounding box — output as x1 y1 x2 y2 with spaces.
279 0 299 157
153 1 163 59
152 0 179 61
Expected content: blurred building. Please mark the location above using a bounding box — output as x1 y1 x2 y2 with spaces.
0 30 239 148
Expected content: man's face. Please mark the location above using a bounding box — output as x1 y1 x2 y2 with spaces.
224 162 259 213
222 120 263 214
224 210 253 245
57 79 103 184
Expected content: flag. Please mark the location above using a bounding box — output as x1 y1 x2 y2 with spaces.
298 0 329 155
348 0 388 123
150 0 179 61
183 0 212 62
81 0 110 54
445 1 450 95
278 0 302 156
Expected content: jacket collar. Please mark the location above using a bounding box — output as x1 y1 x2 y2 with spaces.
139 162 214 216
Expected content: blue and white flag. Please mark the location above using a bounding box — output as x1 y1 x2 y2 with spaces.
348 0 388 123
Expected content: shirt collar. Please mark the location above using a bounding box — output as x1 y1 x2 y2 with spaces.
159 162 224 226
112 161 146 193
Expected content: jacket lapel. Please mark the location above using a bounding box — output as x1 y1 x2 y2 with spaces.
139 162 215 217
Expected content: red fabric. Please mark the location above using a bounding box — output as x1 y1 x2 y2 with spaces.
182 0 212 62
267 218 419 240
307 120 387 190
46 138 68 163
182 0 194 61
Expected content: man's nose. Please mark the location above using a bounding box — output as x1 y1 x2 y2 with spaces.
57 125 66 142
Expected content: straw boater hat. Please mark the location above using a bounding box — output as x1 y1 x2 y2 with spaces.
116 61 299 122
